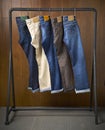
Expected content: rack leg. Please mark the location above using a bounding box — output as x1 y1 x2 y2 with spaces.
94 80 98 124
90 62 94 111
90 85 93 111
5 52 12 125
5 10 16 124
94 10 98 125
11 54 15 109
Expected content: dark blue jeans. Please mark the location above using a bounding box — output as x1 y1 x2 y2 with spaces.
63 16 90 93
40 16 63 93
16 16 39 92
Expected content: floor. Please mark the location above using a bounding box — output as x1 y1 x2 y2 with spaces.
0 107 105 130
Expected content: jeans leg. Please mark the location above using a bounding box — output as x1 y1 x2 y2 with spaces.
16 16 39 92
51 17 74 91
26 17 51 92
63 16 90 93
40 16 63 93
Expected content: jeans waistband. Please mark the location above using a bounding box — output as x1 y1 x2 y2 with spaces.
63 15 77 25
40 16 50 23
26 16 40 26
51 16 63 24
16 16 29 26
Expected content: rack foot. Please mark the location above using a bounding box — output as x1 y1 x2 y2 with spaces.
95 115 98 124
5 121 9 125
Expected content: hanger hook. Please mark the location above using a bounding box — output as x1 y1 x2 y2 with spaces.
61 7 63 16
74 8 76 17
27 9 29 16
49 8 51 16
39 7 41 15
38 0 41 16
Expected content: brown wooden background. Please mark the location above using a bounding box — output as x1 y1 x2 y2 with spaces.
0 0 105 107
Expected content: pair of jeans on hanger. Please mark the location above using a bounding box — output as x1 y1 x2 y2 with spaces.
16 16 39 93
51 17 74 91
26 17 51 92
63 15 90 93
40 16 63 93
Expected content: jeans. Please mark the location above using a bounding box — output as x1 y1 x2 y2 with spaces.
63 16 90 93
16 16 39 93
26 17 51 92
40 16 63 93
51 17 74 91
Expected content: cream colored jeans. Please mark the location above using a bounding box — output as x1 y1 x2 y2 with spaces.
26 17 51 92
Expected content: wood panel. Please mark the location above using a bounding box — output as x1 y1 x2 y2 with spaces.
96 0 105 106
0 7 1 103
0 0 105 107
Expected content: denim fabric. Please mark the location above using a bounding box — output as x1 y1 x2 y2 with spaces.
40 16 63 93
63 16 90 93
26 17 51 92
16 16 39 93
51 17 74 91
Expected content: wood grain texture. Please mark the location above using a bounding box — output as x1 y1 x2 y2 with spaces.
0 0 105 107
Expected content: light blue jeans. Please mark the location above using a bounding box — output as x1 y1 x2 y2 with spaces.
63 16 90 93
40 16 63 93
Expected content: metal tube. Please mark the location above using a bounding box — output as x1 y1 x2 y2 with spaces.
9 7 96 12
5 10 12 125
11 47 15 108
90 63 93 111
93 10 98 124
12 107 93 111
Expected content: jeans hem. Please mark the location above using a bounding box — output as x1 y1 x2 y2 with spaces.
51 88 63 94
75 88 90 94
63 87 74 92
40 87 51 92
28 87 39 93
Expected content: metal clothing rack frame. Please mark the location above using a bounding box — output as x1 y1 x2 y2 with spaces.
5 7 98 125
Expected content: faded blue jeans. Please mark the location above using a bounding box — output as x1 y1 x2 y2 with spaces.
51 17 74 92
40 16 63 93
16 16 39 92
63 16 90 93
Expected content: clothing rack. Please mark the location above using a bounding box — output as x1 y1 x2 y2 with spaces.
5 7 98 125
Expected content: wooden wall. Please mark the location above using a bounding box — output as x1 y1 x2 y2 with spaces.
0 0 105 107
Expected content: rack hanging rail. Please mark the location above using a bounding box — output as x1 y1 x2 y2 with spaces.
9 7 97 12
5 7 98 125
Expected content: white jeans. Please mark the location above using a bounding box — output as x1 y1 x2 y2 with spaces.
26 16 51 92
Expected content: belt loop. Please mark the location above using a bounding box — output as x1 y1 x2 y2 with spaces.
61 7 63 16
39 8 41 16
